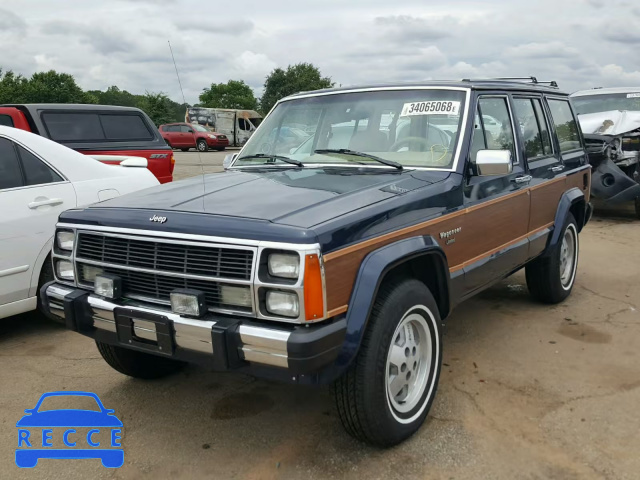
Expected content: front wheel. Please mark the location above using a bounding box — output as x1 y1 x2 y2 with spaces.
96 341 184 379
526 213 579 303
333 278 442 447
197 140 208 152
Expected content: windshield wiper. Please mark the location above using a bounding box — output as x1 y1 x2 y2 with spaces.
236 153 304 167
313 149 403 170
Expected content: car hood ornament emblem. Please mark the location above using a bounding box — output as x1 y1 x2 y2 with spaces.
150 215 167 224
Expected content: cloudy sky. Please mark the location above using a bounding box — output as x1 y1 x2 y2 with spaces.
2 0 640 104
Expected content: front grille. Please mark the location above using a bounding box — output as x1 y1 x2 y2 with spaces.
75 232 255 314
78 263 252 312
77 233 253 280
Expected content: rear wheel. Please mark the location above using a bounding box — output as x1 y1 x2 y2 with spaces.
96 341 184 379
526 213 579 303
333 278 442 447
197 140 208 152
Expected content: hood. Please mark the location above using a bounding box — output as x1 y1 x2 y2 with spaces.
91 167 449 227
578 110 640 136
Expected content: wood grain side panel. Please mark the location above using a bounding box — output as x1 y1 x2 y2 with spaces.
324 189 530 311
529 178 567 230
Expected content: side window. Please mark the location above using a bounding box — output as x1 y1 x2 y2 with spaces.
0 115 14 127
167 125 179 132
17 145 63 186
0 138 24 190
473 97 516 162
513 98 549 160
532 99 552 154
180 125 193 133
238 119 250 131
547 99 581 152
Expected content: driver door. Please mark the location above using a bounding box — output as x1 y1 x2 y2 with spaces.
461 95 531 295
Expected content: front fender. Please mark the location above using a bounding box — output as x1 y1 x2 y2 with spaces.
317 235 448 383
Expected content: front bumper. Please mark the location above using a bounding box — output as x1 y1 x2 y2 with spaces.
41 282 346 382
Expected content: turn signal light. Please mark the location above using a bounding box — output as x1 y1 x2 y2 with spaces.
303 254 324 321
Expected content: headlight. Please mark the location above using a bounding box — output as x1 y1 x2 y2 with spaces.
265 290 299 318
56 231 75 252
268 253 300 279
207 134 217 139
55 260 75 281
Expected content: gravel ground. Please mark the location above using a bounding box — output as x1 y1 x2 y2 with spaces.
1 162 638 479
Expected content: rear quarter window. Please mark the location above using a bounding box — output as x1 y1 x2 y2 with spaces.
41 112 154 142
547 99 582 152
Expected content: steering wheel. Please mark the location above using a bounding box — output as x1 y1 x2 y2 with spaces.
389 136 432 152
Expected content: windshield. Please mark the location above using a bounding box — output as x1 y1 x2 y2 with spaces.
572 93 640 115
234 89 468 170
192 124 209 132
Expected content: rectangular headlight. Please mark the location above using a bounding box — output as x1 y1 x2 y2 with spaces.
56 231 75 252
170 289 207 317
55 260 75 281
268 253 300 279
95 274 122 299
265 290 299 318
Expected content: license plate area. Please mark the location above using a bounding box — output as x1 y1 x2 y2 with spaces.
114 308 174 356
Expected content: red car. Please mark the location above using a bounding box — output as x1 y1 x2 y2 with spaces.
159 123 229 152
0 104 174 183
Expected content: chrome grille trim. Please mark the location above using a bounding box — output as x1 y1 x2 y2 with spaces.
74 230 257 316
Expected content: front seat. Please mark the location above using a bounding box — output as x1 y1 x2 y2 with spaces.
349 129 388 152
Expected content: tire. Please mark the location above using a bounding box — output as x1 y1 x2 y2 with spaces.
635 197 640 220
180 148 189 152
332 278 443 447
36 255 59 322
526 213 579 304
96 341 184 379
197 140 208 152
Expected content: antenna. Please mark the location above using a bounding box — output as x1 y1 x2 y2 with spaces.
168 40 187 105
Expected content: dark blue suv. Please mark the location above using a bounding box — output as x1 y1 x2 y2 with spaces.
42 78 592 447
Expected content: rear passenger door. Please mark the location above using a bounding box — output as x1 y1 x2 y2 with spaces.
462 95 530 294
180 125 196 148
511 96 564 252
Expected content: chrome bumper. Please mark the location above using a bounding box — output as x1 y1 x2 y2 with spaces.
45 284 291 368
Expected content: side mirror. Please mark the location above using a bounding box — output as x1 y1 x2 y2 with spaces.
475 150 513 176
223 153 237 170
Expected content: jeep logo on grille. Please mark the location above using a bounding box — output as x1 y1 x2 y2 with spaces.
150 215 167 224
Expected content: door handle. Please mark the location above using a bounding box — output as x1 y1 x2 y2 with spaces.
550 165 565 172
28 198 63 209
512 175 532 184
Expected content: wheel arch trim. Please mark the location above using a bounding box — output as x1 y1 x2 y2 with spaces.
318 235 449 382
543 187 586 257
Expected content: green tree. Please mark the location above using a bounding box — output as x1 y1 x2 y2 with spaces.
23 70 96 103
136 91 175 126
260 63 334 114
88 85 138 107
199 80 258 110
0 68 29 103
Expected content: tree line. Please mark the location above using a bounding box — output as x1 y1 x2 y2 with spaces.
0 63 334 126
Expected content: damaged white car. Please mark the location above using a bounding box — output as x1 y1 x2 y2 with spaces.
571 87 640 218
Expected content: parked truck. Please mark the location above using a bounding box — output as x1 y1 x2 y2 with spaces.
185 107 262 147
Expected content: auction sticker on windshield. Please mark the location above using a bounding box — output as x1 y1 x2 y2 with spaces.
627 93 640 98
401 101 461 116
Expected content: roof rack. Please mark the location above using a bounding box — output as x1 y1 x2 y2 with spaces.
461 76 559 88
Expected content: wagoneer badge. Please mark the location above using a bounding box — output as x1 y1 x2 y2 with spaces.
439 227 461 239
150 215 167 224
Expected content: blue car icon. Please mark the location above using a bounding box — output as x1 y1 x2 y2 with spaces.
16 391 123 468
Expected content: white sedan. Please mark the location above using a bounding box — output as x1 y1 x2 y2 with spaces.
0 126 159 319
